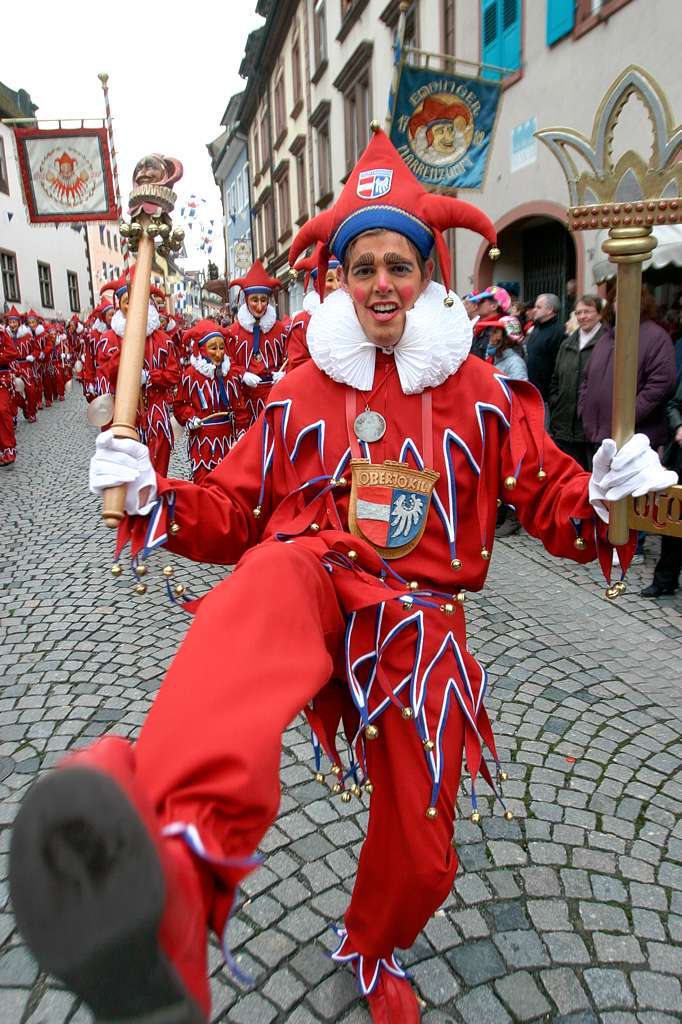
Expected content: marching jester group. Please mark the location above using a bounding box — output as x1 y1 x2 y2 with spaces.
0 255 305 479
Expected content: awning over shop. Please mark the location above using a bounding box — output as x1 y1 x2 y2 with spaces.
593 226 682 282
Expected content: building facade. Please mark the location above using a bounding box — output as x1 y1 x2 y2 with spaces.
221 0 680 310
86 222 125 296
448 0 681 306
0 82 92 319
208 91 253 311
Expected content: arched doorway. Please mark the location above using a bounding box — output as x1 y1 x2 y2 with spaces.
475 202 582 320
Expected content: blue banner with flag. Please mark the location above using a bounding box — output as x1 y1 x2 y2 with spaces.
389 65 501 190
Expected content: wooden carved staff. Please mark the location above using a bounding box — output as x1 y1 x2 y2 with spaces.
101 154 184 527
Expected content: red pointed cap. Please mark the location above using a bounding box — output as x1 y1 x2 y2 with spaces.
5 306 22 319
289 126 496 293
229 258 280 296
100 267 165 302
182 319 229 358
295 242 340 290
26 309 42 321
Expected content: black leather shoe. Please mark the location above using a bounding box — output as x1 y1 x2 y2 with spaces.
640 583 677 598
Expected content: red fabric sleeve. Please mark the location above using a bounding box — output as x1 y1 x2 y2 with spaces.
172 369 195 425
285 322 311 370
149 333 181 390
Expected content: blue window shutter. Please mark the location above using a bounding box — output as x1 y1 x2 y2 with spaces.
481 0 502 80
500 0 521 72
546 0 575 45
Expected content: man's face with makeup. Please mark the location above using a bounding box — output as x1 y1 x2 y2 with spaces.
342 231 432 349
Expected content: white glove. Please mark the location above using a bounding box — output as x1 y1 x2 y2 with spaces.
589 434 678 523
26 354 35 363
89 429 158 516
188 416 203 430
140 368 149 385
272 370 286 383
242 371 261 388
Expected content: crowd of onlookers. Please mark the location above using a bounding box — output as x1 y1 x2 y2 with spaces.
464 283 682 599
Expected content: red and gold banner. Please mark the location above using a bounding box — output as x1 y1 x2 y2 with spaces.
13 125 118 223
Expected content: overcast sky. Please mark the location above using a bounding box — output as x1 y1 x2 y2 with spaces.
2 1 264 270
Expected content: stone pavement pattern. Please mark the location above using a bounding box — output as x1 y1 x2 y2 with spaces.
1 392 681 1024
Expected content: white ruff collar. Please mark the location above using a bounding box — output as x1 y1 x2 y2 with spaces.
302 290 321 314
111 304 161 339
237 301 277 334
35 324 45 336
307 282 472 394
190 353 231 378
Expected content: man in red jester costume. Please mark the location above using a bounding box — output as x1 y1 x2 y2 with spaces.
10 129 677 1024
226 259 287 431
286 241 343 371
98 271 180 475
0 324 19 466
5 307 39 422
173 320 242 483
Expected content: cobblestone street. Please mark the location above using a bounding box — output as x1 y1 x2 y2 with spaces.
1 392 682 1024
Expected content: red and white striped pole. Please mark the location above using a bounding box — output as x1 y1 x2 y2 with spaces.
98 72 129 270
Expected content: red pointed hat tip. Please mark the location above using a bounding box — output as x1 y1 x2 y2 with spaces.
229 258 280 294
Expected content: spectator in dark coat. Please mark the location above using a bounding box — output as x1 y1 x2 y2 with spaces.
526 294 565 403
549 295 608 469
578 288 677 452
467 286 512 359
640 378 682 597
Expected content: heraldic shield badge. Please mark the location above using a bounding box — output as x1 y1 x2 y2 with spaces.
348 459 440 559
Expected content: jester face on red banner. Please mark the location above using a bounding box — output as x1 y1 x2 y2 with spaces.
13 126 118 223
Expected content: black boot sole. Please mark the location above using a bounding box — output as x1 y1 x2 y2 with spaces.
10 766 205 1024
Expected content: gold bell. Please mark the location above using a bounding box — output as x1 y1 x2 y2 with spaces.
402 597 414 610
451 558 462 571
365 724 379 740
134 582 147 595
135 563 147 577
407 580 419 591
310 523 320 532
423 739 435 752
444 296 455 308
574 537 586 550
401 707 413 720
332 783 342 794
347 549 358 561
334 477 347 487
364 781 374 795
489 245 501 261
504 476 516 490
315 772 325 784
111 563 123 577
331 764 342 776
252 506 262 519
481 548 490 561
471 811 481 823
426 806 438 820
341 791 352 803
369 119 381 133
456 591 466 604
169 522 180 535
442 602 455 615
615 580 627 595
351 784 362 797
605 585 620 600
162 565 174 577
504 810 514 821
174 583 186 597
537 468 547 481
496 498 502 508
499 770 508 782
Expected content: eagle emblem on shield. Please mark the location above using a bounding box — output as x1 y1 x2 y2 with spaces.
348 459 440 559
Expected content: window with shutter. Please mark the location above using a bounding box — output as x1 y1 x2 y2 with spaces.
481 0 521 80
546 0 575 45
